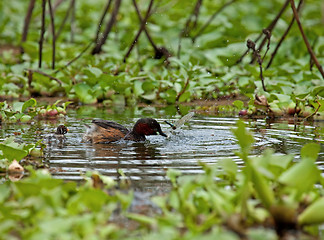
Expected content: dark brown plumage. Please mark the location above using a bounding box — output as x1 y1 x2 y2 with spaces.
83 118 167 144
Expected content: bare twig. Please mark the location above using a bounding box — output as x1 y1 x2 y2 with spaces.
28 69 63 85
92 0 122 54
48 0 56 69
290 0 324 79
123 0 154 62
236 0 290 64
39 0 47 68
21 0 36 53
53 0 66 11
261 29 271 61
266 0 303 69
251 0 290 64
132 0 172 60
247 40 267 91
94 0 113 44
176 78 190 102
70 0 76 42
192 0 237 43
310 37 318 71
132 0 157 52
304 100 321 121
54 42 93 74
55 0 74 40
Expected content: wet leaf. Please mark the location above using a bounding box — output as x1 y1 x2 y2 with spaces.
21 98 36 112
0 144 27 161
279 159 320 194
298 197 324 225
74 83 97 104
300 143 320 162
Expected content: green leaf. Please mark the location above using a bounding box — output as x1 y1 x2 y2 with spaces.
126 213 157 226
84 66 103 78
219 158 237 178
300 143 320 162
22 98 37 112
74 83 97 104
232 100 244 109
167 169 182 187
178 91 191 102
298 197 324 225
279 159 320 194
0 143 28 161
231 120 254 157
251 165 275 209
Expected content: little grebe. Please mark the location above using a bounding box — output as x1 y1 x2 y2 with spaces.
55 125 69 135
83 118 167 144
47 125 69 143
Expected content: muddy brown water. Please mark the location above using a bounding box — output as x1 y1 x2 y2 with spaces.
1 106 323 193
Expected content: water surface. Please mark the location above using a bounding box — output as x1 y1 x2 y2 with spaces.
1 106 323 192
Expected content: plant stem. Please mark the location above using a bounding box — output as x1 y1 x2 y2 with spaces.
48 0 56 69
21 0 36 53
123 0 154 62
28 69 63 85
192 0 236 43
39 0 47 68
92 0 122 54
289 0 324 79
266 0 303 69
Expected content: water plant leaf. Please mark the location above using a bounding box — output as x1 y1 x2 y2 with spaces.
218 158 237 179
74 83 97 104
300 143 320 162
278 158 320 195
232 100 244 109
0 143 28 161
251 165 275 209
21 98 36 112
298 197 324 225
231 120 254 157
126 213 157 226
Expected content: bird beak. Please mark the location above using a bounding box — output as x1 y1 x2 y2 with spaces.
157 130 167 137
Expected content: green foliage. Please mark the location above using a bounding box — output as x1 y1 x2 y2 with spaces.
0 121 323 239
0 99 71 122
0 168 131 239
0 0 322 112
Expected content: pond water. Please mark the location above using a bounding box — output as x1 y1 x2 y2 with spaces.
1 105 324 193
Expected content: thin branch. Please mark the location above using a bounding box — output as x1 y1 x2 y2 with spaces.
133 0 171 60
266 0 303 69
236 0 290 64
21 0 36 53
28 69 63 85
247 40 267 91
70 0 76 42
123 0 154 62
304 100 321 121
290 0 324 79
48 0 56 69
176 78 190 102
310 37 318 71
192 0 237 43
94 0 113 44
54 42 93 74
250 0 290 64
261 29 271 61
55 0 74 40
92 0 122 54
132 0 158 52
39 0 47 68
